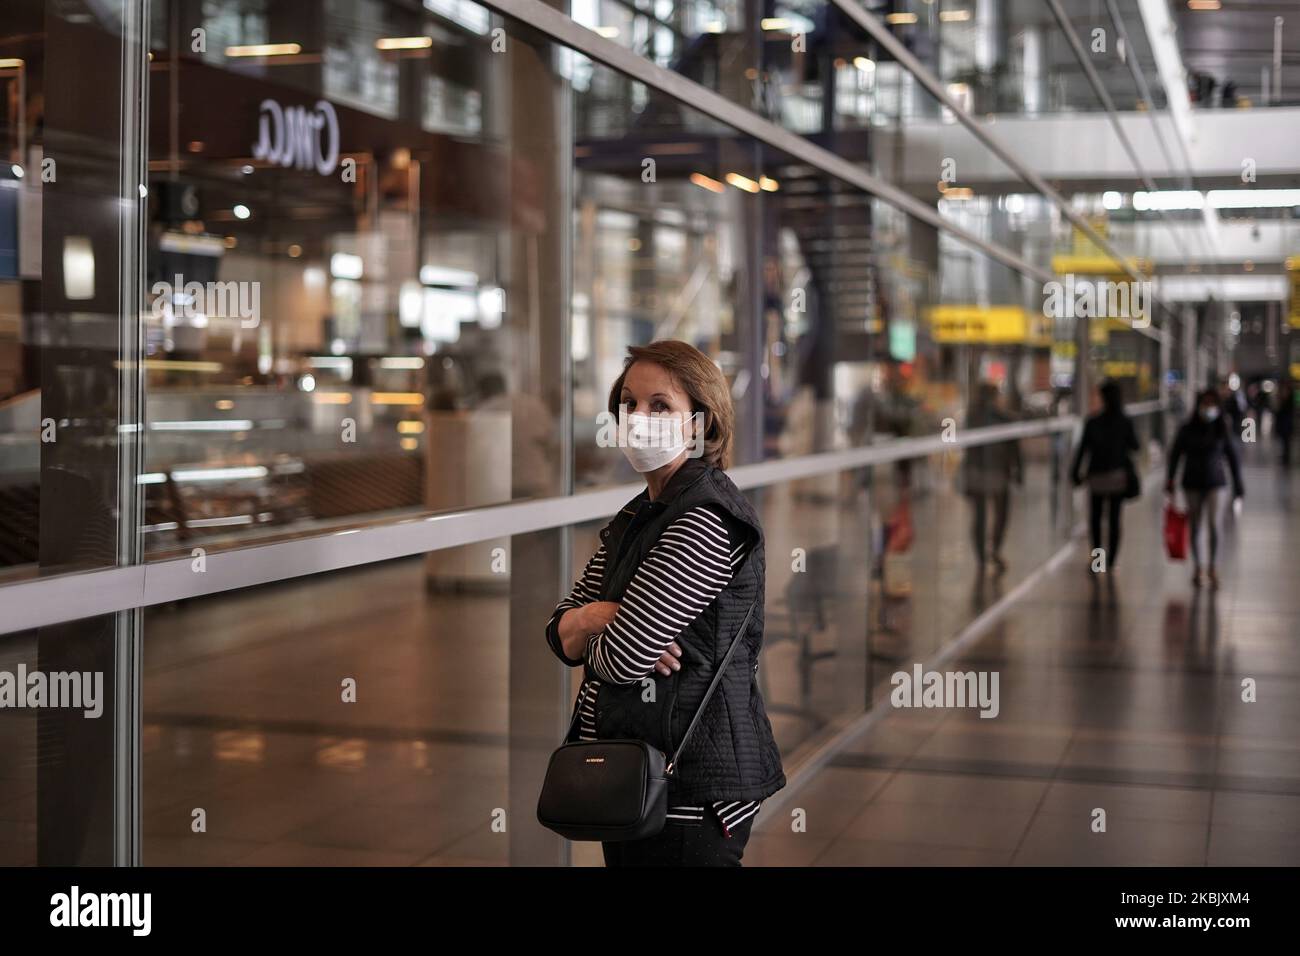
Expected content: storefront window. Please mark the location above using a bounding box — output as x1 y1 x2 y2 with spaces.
141 0 569 559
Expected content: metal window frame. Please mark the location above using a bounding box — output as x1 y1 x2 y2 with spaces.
1063 0 1216 265
0 0 1150 639
1 406 1171 636
482 0 1054 286
824 0 1168 342
112 0 150 868
3 0 1174 871
0 3 1174 637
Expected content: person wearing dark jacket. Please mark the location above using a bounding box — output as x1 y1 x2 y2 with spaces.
545 340 785 866
1167 388 1245 589
1276 380 1295 466
961 383 1022 574
1072 380 1139 569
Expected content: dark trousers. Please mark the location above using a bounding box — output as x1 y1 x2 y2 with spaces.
969 490 1010 560
1184 488 1221 567
1089 492 1124 565
601 812 756 867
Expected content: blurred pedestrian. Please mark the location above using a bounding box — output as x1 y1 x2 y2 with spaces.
961 383 1022 574
1072 380 1139 570
1167 388 1245 589
1275 380 1295 466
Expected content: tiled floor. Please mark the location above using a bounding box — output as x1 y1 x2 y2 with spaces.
749 455 1300 866
7 443 1289 866
124 456 1071 867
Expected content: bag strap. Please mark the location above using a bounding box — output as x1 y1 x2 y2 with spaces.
667 567 759 776
561 676 588 744
559 568 760 760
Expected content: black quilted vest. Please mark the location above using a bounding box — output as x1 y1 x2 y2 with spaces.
578 457 786 805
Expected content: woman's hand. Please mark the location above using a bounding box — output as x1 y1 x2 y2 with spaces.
654 642 683 677
558 601 620 661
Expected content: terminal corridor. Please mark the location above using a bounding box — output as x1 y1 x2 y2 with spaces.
1 0 1299 887
748 459 1300 866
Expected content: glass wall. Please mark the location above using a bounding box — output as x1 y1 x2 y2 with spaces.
140 0 570 559
0 0 1175 866
0 1 137 583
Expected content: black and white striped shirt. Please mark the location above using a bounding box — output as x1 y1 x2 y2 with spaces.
548 504 761 835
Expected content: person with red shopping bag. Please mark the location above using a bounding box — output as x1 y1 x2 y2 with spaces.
1163 500 1189 561
1166 389 1245 589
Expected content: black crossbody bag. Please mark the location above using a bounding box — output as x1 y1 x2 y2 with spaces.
536 597 757 843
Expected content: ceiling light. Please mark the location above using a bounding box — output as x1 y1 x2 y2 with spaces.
690 172 725 193
725 172 761 193
1132 188 1300 210
1207 188 1300 209
225 43 302 57
375 36 433 50
330 252 364 279
886 12 919 25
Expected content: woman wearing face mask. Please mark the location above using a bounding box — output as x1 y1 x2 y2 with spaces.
544 340 785 866
1167 388 1245 588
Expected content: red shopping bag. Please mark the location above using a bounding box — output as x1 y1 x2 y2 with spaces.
1163 503 1189 561
885 499 914 553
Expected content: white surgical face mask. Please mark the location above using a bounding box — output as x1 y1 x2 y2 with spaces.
1201 406 1220 421
620 411 689 473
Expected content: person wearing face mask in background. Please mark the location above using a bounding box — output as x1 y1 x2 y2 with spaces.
543 340 784 866
1167 388 1245 589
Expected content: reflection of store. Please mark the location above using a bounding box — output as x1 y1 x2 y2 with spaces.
141 5 554 556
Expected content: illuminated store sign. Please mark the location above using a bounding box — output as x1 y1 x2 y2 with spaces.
252 99 340 176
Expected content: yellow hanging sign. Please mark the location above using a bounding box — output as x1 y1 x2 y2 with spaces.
927 305 1029 344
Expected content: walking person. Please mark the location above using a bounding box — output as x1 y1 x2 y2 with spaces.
1167 388 1245 589
1071 380 1139 570
1275 380 1295 467
961 383 1022 574
544 340 785 866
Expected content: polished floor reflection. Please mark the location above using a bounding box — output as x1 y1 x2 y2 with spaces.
128 453 1300 866
748 457 1300 866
